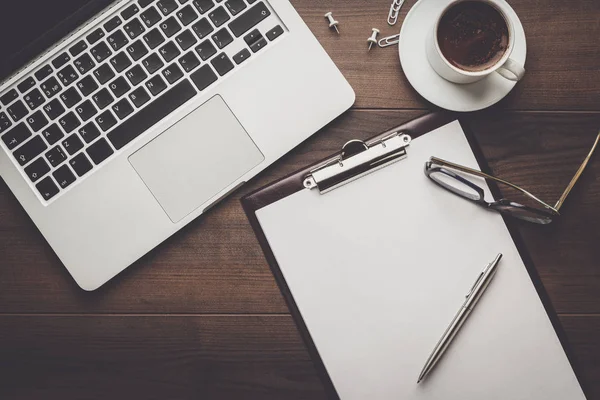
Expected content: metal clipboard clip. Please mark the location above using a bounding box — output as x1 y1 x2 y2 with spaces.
303 132 412 194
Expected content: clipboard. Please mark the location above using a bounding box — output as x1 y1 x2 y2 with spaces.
241 112 589 399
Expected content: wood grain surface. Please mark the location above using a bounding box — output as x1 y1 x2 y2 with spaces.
1 0 600 399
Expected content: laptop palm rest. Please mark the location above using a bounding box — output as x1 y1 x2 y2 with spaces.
129 95 264 223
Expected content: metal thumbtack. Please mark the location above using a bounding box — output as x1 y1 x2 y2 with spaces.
388 0 406 26
367 28 380 51
378 33 400 48
324 12 340 34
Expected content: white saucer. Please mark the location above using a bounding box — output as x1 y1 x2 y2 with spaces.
399 0 527 112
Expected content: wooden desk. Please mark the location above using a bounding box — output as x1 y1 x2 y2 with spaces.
1 1 599 399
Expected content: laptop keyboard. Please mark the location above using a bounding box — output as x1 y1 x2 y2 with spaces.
0 0 284 203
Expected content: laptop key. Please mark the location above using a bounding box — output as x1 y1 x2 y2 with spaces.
127 40 149 61
229 2 270 37
177 5 199 25
35 65 53 81
91 42 112 62
18 77 36 94
250 36 267 53
79 122 101 143
53 165 76 189
69 152 93 177
59 112 81 133
25 157 51 182
92 88 115 109
157 0 178 15
146 75 167 95
243 29 261 46
57 65 79 86
96 110 118 131
69 40 88 57
110 51 132 72
129 87 151 107
1 89 18 106
162 63 184 84
112 98 134 119
104 16 123 32
266 25 284 41
143 28 165 49
109 76 131 98
93 63 116 85
161 16 182 38
1 122 30 149
233 48 250 64
52 52 71 69
193 0 215 14
62 133 84 155
139 0 154 8
225 0 246 16
8 100 29 122
124 18 146 39
142 53 165 74
36 176 60 201
74 53 96 74
212 28 233 49
108 79 197 150
43 99 66 120
190 64 217 90
87 28 106 44
40 76 62 99
24 88 45 110
125 65 148 86
75 100 98 122
41 124 64 145
60 87 82 108
76 75 99 97
107 30 129 51
195 39 216 60
27 110 49 132
0 112 12 135
159 42 181 62
192 18 214 39
179 51 200 72
14 136 47 165
175 30 197 50
122 4 140 20
209 6 230 27
211 53 233 76
87 138 114 165
45 146 67 167
141 6 162 27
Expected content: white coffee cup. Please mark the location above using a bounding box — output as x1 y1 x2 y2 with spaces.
426 0 525 84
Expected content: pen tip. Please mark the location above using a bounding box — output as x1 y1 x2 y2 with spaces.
417 379 421 384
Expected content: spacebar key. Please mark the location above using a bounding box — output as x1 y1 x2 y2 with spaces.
229 2 271 37
107 80 197 150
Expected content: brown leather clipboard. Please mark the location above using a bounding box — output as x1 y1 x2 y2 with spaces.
241 112 589 400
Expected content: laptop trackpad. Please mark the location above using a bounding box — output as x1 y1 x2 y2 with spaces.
129 95 264 223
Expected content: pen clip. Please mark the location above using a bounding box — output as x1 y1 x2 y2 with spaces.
466 271 484 298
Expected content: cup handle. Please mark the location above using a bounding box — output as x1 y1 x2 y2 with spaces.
497 58 526 81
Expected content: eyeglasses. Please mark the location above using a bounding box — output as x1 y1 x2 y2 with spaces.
424 132 599 224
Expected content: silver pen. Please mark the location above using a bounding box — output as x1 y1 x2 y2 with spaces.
417 253 503 384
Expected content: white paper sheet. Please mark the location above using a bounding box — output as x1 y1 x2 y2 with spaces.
256 121 586 400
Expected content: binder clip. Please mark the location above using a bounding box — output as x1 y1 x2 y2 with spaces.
304 132 412 194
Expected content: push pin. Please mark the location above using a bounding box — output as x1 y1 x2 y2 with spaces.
367 28 380 51
324 12 340 34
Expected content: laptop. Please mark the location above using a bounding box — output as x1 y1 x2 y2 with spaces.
0 0 355 290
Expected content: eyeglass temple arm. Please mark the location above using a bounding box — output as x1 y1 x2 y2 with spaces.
429 156 556 211
553 131 600 211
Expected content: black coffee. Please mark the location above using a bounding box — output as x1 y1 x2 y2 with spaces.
437 1 509 72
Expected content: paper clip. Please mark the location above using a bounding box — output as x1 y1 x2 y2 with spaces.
378 34 400 48
388 0 405 26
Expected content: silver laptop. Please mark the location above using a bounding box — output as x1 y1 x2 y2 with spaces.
0 0 354 290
